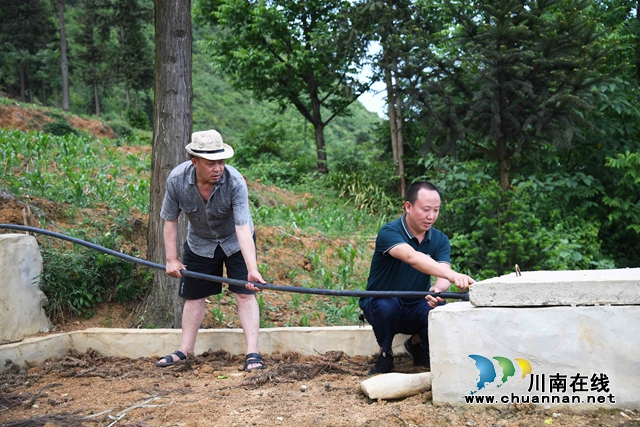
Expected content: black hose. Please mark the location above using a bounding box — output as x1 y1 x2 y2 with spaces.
0 224 470 301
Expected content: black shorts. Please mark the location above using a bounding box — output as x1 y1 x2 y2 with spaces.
179 241 254 300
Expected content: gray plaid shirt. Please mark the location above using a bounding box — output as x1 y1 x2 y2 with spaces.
160 161 253 258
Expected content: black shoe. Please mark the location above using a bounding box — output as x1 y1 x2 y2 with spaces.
368 351 394 375
404 338 430 368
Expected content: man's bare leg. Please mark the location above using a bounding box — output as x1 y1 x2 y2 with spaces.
158 298 205 363
235 292 261 369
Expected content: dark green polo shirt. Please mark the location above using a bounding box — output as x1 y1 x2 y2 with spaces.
365 214 451 293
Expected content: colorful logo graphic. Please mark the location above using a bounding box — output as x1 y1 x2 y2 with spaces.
468 355 532 394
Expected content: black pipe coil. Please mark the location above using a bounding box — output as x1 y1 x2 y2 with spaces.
0 224 469 301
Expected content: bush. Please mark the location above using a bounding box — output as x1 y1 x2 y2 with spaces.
40 231 149 322
43 118 78 136
125 108 150 130
326 170 400 216
108 120 134 139
416 155 615 280
234 121 316 185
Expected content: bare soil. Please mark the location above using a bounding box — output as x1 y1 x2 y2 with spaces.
2 349 638 427
1 106 639 426
0 100 115 139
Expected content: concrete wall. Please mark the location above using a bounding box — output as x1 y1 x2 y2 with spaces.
0 326 410 372
0 234 51 342
429 302 640 409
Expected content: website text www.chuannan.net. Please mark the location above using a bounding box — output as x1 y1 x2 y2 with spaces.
464 393 616 404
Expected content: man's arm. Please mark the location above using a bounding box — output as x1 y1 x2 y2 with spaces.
388 243 475 289
235 224 266 291
426 265 460 308
164 219 186 278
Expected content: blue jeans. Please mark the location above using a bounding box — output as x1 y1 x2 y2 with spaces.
360 297 441 353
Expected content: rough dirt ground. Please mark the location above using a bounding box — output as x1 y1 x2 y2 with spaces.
0 101 115 139
2 106 639 426
2 349 639 427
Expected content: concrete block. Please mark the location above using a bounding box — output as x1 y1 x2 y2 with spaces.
470 268 640 307
72 326 386 358
0 333 71 368
429 302 640 409
0 325 394 372
0 234 51 342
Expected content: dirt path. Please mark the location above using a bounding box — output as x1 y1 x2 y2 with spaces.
1 349 637 427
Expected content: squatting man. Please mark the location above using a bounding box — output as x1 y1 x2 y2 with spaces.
360 181 475 375
155 129 266 372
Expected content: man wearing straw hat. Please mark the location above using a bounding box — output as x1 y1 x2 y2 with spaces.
155 129 266 372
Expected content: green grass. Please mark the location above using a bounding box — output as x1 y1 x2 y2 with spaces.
0 128 151 214
0 126 396 327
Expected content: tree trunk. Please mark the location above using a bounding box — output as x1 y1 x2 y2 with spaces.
42 80 47 106
394 94 405 196
392 56 405 197
120 24 131 108
312 121 327 173
56 0 70 111
93 78 100 117
19 64 26 102
309 79 328 173
637 0 640 83
28 75 33 103
384 50 398 164
384 47 406 196
131 0 192 329
498 137 509 191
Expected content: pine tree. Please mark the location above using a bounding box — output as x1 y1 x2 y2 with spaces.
0 0 56 101
407 0 609 190
74 0 113 117
111 0 154 112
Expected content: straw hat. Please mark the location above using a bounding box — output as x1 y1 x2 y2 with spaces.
185 130 234 160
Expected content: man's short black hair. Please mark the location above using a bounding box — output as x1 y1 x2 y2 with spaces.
405 181 440 204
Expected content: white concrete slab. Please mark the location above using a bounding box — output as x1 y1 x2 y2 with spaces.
0 234 51 342
469 268 640 307
429 302 640 409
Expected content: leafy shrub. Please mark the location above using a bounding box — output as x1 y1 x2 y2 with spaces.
40 231 149 322
125 108 150 130
326 170 400 216
108 120 134 139
233 121 316 185
417 155 615 280
43 118 78 136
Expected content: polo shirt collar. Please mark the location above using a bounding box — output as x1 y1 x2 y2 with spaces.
400 213 432 242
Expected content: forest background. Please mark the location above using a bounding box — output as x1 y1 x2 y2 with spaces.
0 0 639 329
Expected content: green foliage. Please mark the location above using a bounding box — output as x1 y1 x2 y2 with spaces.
602 151 640 233
420 156 615 279
0 129 150 213
42 118 79 136
72 0 115 115
197 0 371 171
0 0 57 100
124 108 150 130
40 231 149 321
108 120 135 138
326 170 399 216
407 0 611 189
231 121 316 185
